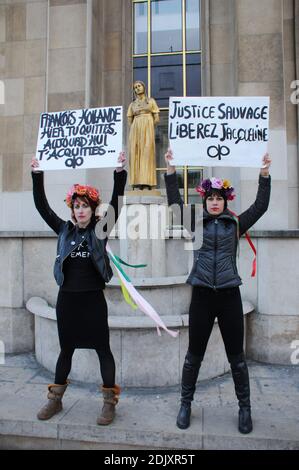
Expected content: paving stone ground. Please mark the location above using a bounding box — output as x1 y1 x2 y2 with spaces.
0 353 298 450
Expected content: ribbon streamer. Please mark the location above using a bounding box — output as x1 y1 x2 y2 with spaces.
106 244 179 338
228 209 257 277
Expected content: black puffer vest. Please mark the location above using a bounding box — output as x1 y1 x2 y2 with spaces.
54 221 113 287
165 171 271 290
187 210 242 289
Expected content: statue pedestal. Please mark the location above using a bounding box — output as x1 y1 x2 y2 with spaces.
118 194 167 278
125 189 162 197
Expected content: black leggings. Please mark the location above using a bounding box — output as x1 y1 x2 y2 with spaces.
55 347 115 387
188 287 244 359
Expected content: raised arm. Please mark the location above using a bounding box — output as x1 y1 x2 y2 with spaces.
97 152 127 241
31 158 65 234
164 148 183 208
163 148 190 230
238 153 271 236
109 152 127 224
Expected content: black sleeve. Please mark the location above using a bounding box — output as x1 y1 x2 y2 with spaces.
164 172 184 226
238 175 271 236
109 169 127 223
98 170 127 240
32 172 65 234
164 172 184 209
164 172 196 230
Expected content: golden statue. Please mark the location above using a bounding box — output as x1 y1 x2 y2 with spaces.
127 81 160 189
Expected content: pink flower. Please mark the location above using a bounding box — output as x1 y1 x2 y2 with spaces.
210 177 223 189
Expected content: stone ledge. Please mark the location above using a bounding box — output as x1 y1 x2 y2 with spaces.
246 311 299 364
123 195 164 204
1 407 298 450
250 230 299 238
1 230 299 238
26 296 184 328
26 297 254 328
107 275 188 287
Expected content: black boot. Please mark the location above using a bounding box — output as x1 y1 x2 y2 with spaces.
229 353 253 434
176 350 202 429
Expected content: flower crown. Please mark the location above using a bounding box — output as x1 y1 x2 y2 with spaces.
65 184 100 208
196 177 236 201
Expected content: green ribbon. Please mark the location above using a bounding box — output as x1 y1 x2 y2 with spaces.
108 253 147 283
112 254 147 269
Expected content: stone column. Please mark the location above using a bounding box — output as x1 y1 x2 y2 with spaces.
283 0 298 228
202 0 240 211
0 0 48 231
0 236 34 353
45 0 89 218
295 1 299 225
236 0 295 230
87 0 132 204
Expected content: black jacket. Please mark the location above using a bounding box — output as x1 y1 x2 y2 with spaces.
165 172 271 289
32 170 127 287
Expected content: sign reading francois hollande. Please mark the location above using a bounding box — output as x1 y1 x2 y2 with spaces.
168 97 269 167
36 106 123 170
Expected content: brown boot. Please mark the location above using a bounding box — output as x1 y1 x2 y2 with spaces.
37 383 68 420
97 384 121 425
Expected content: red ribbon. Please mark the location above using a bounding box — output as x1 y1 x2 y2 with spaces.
228 209 257 277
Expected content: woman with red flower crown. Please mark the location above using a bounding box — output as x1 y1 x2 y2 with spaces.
164 148 271 434
31 153 127 425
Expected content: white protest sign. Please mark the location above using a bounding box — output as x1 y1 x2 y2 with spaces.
169 97 269 167
36 106 123 170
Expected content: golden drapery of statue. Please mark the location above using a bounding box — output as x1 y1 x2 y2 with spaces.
127 81 160 189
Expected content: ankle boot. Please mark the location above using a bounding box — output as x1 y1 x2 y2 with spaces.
97 384 121 425
229 353 253 434
37 383 68 420
176 351 202 429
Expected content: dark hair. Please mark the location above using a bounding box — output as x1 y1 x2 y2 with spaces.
71 195 99 223
203 188 227 210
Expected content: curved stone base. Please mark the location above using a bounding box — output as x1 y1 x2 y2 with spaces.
26 297 253 387
246 312 299 364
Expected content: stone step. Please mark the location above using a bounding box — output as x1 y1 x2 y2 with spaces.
1 396 299 450
1 354 298 450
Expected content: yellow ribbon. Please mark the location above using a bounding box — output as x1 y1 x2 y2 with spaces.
120 279 138 310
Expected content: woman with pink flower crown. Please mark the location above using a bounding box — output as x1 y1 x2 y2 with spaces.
30 153 127 425
164 149 271 434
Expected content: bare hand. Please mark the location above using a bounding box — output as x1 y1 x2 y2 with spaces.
164 148 176 175
260 152 271 177
115 151 127 172
31 157 42 173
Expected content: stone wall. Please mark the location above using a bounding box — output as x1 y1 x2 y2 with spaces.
0 0 48 230
1 231 298 366
1 0 298 231
201 0 299 229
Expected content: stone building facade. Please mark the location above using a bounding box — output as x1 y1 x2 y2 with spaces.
0 1 298 381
